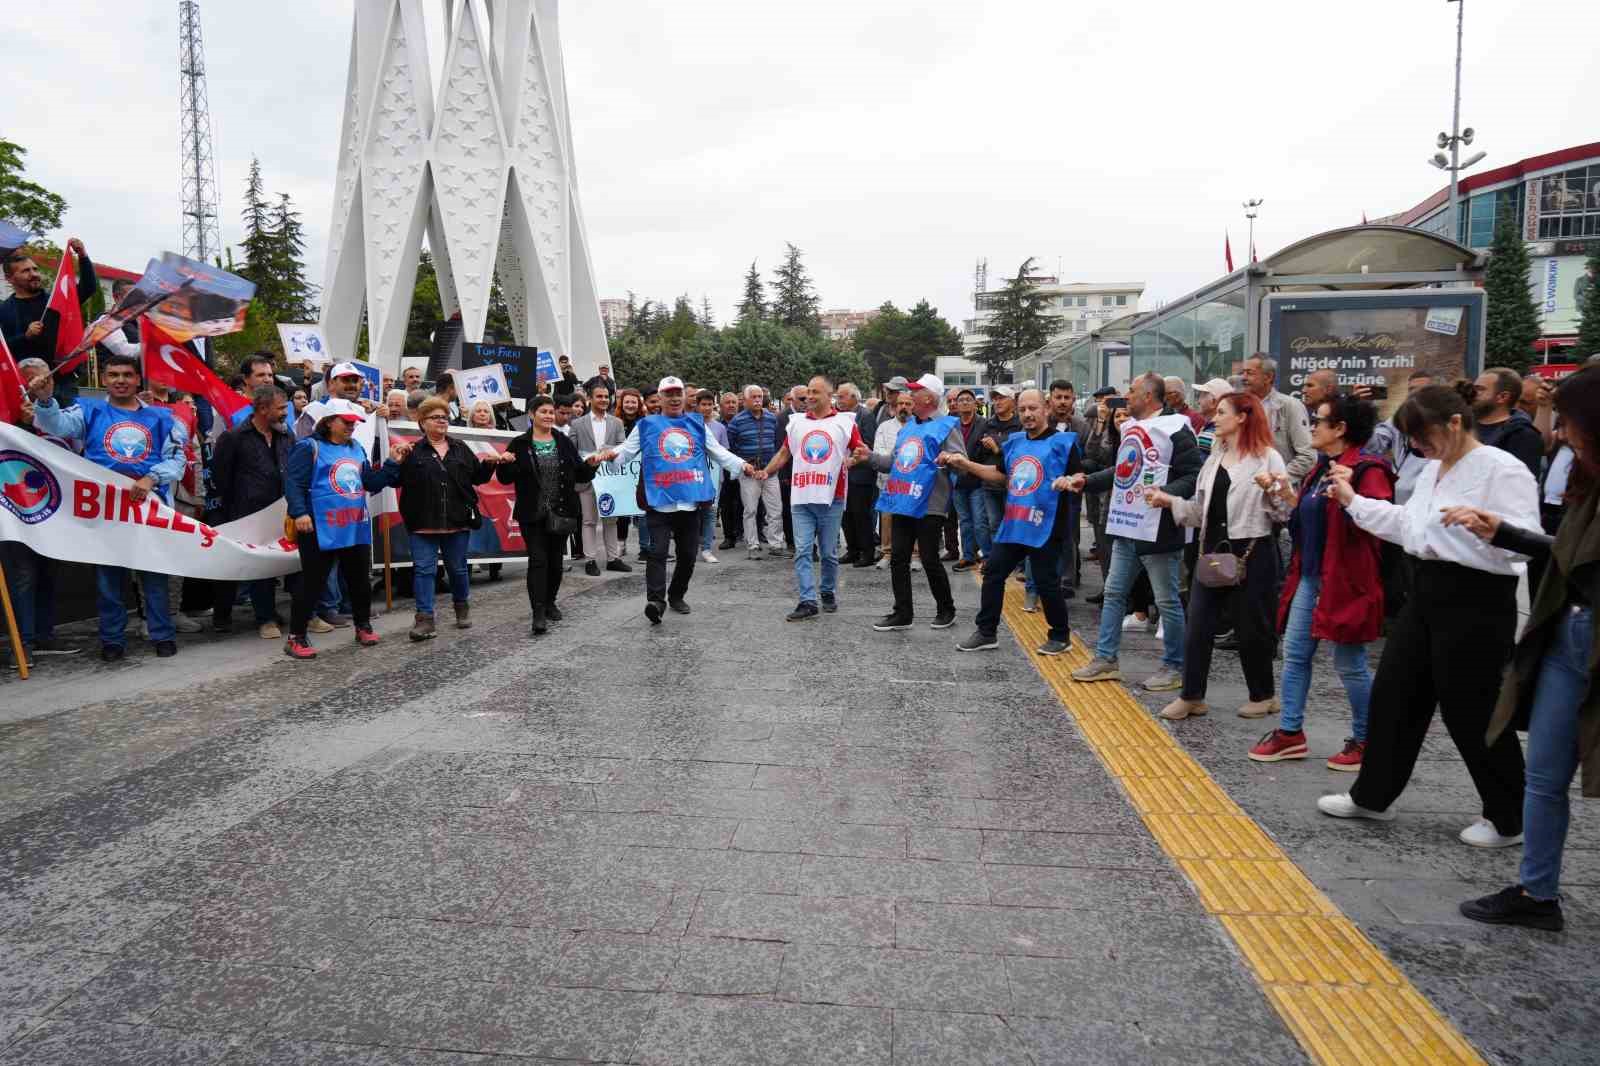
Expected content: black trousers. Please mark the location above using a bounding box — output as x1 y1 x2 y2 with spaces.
889 513 953 617
978 539 1069 642
291 533 372 638
525 531 566 612
1350 560 1526 835
843 481 878 559
779 477 794 548
719 472 743 545
646 508 701 604
1181 536 1276 702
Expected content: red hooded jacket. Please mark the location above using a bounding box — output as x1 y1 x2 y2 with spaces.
1276 446 1395 645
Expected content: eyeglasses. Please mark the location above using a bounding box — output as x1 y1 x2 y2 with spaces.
422 415 449 423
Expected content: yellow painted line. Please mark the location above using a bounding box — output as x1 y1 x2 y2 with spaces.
994 580 1486 1066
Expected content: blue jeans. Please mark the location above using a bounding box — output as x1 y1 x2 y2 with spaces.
792 500 844 605
1279 575 1372 739
98 567 172 647
0 541 55 645
1520 605 1593 900
951 487 992 562
1093 539 1184 670
410 531 471 616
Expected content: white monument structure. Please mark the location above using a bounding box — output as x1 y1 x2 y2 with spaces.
318 0 607 377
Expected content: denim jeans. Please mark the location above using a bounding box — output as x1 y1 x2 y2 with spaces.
0 541 55 645
637 510 654 553
99 567 172 647
1520 605 1593 900
1093 539 1184 670
792 500 844 605
951 487 991 562
410 530 471 616
1278 575 1372 738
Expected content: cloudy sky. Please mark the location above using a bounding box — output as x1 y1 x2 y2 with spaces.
10 1 1599 338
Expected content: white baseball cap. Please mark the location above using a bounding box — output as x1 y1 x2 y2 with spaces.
657 376 686 393
1194 378 1233 400
906 373 944 393
990 384 1017 398
305 398 367 424
329 361 364 379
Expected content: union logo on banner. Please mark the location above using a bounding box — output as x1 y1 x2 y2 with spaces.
103 421 154 464
1008 455 1044 497
0 451 62 524
800 429 834 465
329 458 365 499
893 438 924 474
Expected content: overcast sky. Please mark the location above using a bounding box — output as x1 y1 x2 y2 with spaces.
10 1 1599 340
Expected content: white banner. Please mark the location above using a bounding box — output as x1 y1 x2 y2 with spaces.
1104 414 1190 543
0 423 301 579
452 364 511 408
591 457 643 518
277 323 332 367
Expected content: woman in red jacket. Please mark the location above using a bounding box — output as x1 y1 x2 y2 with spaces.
1249 392 1394 768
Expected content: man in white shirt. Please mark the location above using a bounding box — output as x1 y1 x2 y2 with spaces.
570 382 629 576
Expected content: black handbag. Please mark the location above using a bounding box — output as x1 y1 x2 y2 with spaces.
543 510 578 535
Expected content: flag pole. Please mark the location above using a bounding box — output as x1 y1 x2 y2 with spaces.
0 556 30 681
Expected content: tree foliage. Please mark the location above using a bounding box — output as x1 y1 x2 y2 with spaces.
1483 212 1540 372
851 300 963 383
770 243 820 334
0 139 68 238
973 257 1056 385
736 261 766 324
1577 252 1600 359
216 158 317 366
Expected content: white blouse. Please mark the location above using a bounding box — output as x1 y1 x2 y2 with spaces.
1344 445 1541 577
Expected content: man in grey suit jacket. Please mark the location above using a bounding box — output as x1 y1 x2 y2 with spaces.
570 382 632 576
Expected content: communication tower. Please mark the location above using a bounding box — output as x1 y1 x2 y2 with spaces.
178 1 222 262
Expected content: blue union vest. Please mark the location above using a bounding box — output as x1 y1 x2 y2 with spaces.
876 415 958 519
81 400 178 500
304 438 374 550
996 431 1077 548
638 413 715 509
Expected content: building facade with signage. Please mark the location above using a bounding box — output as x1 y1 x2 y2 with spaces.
946 275 1144 386
1378 141 1600 356
819 308 881 342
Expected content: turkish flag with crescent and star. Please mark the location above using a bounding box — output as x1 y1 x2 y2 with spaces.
47 245 86 359
141 320 251 424
0 330 26 425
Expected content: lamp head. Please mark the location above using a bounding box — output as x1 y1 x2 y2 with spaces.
1430 152 1450 169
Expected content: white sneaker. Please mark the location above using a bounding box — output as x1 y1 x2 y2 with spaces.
875 557 888 570
911 559 923 572
1121 614 1146 632
1317 793 1396 822
1459 818 1523 849
174 614 204 634
700 550 718 564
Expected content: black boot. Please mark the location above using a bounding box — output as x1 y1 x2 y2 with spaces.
530 605 548 636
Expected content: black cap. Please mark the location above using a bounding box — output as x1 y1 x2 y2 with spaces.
1092 386 1116 398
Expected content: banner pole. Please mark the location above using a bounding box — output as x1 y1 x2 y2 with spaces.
0 555 30 681
383 519 393 612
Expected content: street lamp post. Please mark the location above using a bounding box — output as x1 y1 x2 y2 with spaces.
1242 199 1263 262
1430 0 1486 242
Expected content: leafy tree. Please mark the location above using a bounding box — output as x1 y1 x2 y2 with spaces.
403 250 443 358
0 139 67 238
853 299 963 383
661 294 700 347
770 243 820 334
973 257 1055 384
1577 252 1600 359
736 261 766 323
1483 212 1540 372
486 273 514 343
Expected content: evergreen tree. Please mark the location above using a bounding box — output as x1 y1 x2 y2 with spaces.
236 158 280 312
699 295 716 329
661 294 700 346
1483 212 1540 372
973 258 1055 384
736 261 766 323
270 192 316 321
403 250 443 358
770 243 821 334
1576 252 1600 359
0 138 67 237
486 274 514 343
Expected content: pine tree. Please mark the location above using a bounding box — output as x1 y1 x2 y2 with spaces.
270 192 315 321
973 258 1055 385
236 158 280 312
1576 252 1600 359
403 250 442 358
1483 211 1540 372
770 243 820 334
736 261 766 323
699 295 716 329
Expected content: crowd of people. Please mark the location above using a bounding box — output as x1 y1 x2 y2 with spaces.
3 243 1597 933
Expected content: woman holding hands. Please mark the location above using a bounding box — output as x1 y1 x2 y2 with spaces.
1144 392 1290 721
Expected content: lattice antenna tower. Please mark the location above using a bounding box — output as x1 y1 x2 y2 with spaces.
179 1 222 262
974 258 988 304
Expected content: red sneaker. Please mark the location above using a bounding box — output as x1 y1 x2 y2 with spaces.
283 636 317 660
1248 729 1308 763
354 626 380 647
1326 738 1365 772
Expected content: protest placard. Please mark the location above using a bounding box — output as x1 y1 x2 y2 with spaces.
591 456 643 519
452 363 511 407
278 323 332 368
462 342 540 399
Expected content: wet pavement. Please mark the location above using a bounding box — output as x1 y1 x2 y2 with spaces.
0 538 1590 1064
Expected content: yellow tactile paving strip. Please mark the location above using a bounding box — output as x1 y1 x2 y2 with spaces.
996 581 1486 1066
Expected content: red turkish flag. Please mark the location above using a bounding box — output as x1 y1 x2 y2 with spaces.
142 320 250 424
1224 232 1235 273
46 245 85 359
0 331 25 425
